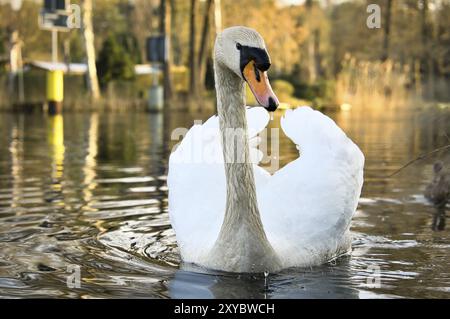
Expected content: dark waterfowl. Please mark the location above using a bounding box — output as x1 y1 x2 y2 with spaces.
425 161 450 208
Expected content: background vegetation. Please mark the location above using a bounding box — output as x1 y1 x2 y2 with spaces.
0 0 449 109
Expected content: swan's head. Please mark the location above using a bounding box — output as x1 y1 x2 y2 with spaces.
215 26 279 112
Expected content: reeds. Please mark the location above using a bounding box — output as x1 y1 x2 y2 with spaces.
335 54 415 109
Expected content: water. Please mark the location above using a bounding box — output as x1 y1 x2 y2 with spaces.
0 105 449 299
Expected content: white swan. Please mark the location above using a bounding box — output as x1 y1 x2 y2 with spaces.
168 26 364 273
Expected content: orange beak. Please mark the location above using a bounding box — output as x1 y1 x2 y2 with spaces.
243 60 279 112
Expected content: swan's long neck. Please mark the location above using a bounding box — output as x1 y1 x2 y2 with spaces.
206 61 280 272
215 63 258 224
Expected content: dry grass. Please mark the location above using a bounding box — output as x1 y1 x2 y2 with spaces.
335 54 415 109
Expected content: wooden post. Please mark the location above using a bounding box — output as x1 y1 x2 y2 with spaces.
52 30 58 63
8 30 24 103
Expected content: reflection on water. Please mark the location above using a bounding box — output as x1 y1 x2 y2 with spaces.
0 105 448 298
170 260 361 299
432 207 446 232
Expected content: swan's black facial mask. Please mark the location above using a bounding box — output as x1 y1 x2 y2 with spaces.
239 46 271 74
238 45 280 112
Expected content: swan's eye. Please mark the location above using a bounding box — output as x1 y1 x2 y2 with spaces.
236 43 242 50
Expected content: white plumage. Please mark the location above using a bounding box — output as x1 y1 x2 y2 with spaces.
168 106 364 270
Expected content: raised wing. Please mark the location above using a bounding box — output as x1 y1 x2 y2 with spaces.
168 107 270 264
258 107 365 268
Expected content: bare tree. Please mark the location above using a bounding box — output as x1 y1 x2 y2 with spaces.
189 0 198 98
214 0 222 35
169 0 181 65
420 0 436 99
130 0 154 63
381 0 393 61
82 0 100 100
306 0 318 83
160 0 173 101
197 0 213 94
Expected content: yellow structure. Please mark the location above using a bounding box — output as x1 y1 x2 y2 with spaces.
46 70 64 114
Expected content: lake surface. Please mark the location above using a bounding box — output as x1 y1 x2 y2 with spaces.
0 104 448 298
